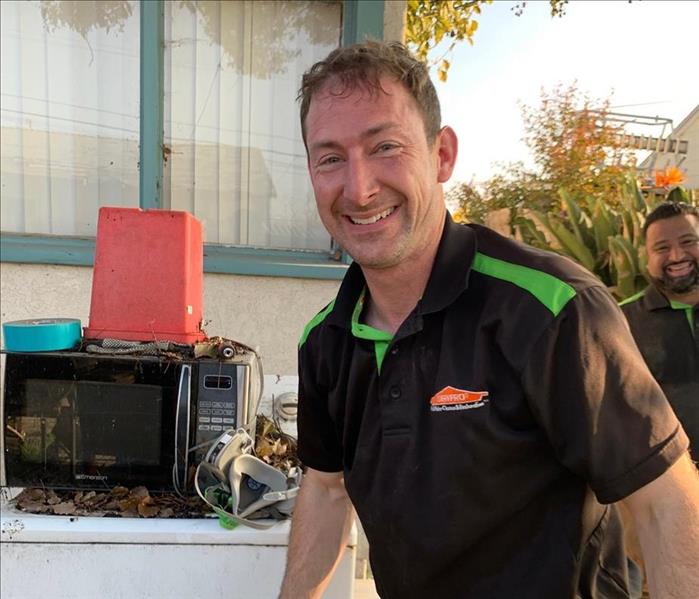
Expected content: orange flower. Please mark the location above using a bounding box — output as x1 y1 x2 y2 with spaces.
654 166 686 188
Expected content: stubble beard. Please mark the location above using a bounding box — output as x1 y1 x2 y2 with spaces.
651 259 699 296
344 231 411 270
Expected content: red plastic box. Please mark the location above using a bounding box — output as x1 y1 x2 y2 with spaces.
84 207 206 344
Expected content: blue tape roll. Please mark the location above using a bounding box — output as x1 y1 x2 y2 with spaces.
2 318 82 352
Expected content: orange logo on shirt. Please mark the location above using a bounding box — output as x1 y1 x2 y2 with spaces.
430 386 489 412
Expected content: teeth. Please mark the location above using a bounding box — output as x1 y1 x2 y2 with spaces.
350 207 395 225
666 262 693 275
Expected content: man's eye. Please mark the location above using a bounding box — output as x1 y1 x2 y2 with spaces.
680 238 699 246
376 143 398 153
318 156 341 166
653 246 669 253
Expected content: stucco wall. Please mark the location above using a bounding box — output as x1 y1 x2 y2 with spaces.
383 0 406 42
0 262 340 376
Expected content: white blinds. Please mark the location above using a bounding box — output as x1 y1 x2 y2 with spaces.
0 0 140 236
163 1 341 251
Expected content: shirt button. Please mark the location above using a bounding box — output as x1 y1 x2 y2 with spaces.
389 386 401 399
390 347 399 355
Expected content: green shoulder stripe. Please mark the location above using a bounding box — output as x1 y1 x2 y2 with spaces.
618 289 646 307
472 252 576 316
299 300 336 348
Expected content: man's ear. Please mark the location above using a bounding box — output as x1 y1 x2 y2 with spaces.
435 126 458 183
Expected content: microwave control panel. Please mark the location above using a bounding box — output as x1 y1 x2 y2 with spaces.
194 361 242 450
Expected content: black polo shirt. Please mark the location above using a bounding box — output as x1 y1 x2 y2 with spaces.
298 216 688 599
620 285 698 457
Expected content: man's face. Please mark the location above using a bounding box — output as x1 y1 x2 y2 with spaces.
304 76 456 270
645 214 699 296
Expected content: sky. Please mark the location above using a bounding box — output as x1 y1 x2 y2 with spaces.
428 0 699 188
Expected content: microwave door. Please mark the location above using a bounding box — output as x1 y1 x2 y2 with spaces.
74 380 163 485
174 364 191 492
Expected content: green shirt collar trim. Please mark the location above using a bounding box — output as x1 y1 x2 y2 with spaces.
618 288 646 307
669 300 695 332
299 299 336 348
669 300 693 310
351 289 393 372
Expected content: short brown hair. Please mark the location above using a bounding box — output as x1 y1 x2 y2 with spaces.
298 40 441 147
643 201 699 236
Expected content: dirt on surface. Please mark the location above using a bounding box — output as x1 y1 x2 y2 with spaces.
12 485 209 518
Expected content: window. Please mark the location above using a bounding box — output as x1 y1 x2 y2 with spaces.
0 0 140 236
0 0 383 278
164 1 341 251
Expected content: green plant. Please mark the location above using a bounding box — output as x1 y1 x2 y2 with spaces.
405 0 569 81
481 84 638 217
514 176 683 300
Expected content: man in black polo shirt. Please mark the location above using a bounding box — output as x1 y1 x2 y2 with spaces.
620 202 699 456
279 41 699 599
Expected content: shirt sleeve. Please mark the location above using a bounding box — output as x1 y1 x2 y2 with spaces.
522 284 689 504
296 336 344 473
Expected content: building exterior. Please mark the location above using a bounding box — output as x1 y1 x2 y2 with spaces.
0 0 405 376
639 104 699 190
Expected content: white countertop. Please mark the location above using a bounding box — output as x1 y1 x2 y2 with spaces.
1 489 356 546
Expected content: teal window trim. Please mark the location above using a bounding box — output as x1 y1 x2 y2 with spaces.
0 235 96 267
0 234 348 280
1 0 383 279
343 0 384 44
139 0 164 209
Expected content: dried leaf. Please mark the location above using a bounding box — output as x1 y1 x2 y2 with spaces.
17 500 51 513
137 501 160 518
24 488 46 502
130 486 149 500
272 440 288 456
118 497 140 513
256 439 274 458
52 502 77 515
46 491 61 505
112 486 129 497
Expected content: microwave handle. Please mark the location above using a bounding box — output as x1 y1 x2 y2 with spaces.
174 364 192 491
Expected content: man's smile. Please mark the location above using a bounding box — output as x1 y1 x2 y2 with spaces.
664 260 696 278
346 206 397 226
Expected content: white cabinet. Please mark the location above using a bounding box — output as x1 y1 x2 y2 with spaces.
1 501 356 599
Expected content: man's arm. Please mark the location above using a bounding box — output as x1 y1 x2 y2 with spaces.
623 453 699 598
279 467 354 599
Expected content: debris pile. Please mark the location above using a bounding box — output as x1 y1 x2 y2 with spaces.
255 415 302 473
11 416 301 520
13 486 208 519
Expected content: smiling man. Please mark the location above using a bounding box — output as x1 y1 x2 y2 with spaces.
621 202 699 457
279 41 699 599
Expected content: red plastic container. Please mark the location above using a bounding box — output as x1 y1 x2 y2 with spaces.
84 207 206 344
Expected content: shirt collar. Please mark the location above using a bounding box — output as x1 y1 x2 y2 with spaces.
326 259 365 329
642 284 672 310
326 213 477 328
418 214 477 315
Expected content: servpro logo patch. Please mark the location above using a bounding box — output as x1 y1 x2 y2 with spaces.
430 386 489 412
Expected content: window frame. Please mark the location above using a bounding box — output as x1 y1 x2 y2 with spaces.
0 0 384 280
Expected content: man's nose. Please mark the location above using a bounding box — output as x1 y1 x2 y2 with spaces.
668 244 687 262
343 157 379 206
